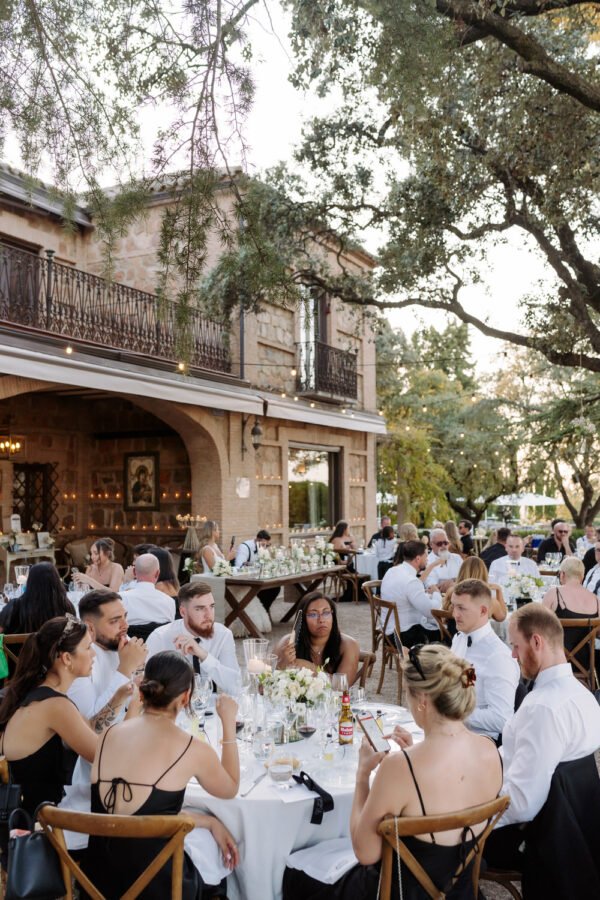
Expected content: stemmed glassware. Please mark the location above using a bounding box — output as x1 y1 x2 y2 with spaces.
192 675 212 738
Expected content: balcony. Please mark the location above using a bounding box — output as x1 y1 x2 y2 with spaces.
296 340 358 403
0 245 231 375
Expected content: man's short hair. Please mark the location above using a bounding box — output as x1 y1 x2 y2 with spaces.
179 581 213 604
551 518 567 530
79 588 122 618
512 604 564 648
402 540 427 561
459 520 472 531
256 530 271 541
453 578 492 607
497 527 511 542
134 553 160 578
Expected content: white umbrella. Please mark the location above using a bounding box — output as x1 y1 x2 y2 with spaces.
494 493 559 507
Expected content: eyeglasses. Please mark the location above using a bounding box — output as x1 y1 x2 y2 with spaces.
305 610 333 621
408 644 426 680
433 541 449 547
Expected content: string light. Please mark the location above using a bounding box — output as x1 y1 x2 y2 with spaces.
65 345 73 355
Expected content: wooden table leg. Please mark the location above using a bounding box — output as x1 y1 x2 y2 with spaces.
224 585 263 638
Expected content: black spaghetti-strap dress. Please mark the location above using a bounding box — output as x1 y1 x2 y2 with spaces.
554 588 600 674
82 728 202 900
6 686 78 816
282 749 481 900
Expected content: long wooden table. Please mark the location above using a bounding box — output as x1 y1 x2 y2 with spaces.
223 565 347 638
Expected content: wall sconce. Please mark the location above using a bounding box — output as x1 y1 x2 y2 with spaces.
242 399 268 459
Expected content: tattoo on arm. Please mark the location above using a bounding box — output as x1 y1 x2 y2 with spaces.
91 703 117 734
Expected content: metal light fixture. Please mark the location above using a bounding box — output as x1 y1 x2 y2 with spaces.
242 399 268 459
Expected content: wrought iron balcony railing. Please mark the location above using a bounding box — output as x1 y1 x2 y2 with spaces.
0 245 231 374
296 339 358 402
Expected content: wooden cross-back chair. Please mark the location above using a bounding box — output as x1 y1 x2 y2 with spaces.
377 795 510 900
431 609 454 646
356 649 377 688
37 804 196 900
559 617 600 690
367 594 403 704
1 632 33 668
362 580 382 655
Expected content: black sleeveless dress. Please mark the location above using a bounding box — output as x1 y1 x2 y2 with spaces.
6 686 78 816
555 588 600 674
83 728 202 900
282 749 481 900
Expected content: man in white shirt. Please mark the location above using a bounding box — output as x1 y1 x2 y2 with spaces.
451 579 519 742
234 530 279 613
63 589 147 845
489 535 540 586
381 540 442 647
485 604 600 869
424 529 462 593
582 541 600 596
576 523 596 557
147 581 241 694
122 553 176 629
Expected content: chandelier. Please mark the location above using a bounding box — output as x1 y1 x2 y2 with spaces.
0 435 24 457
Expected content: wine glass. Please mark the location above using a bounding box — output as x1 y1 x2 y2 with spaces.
331 673 349 696
192 675 212 732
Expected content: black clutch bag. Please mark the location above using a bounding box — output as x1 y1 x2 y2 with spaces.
5 806 65 900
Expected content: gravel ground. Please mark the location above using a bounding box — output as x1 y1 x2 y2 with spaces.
233 595 514 898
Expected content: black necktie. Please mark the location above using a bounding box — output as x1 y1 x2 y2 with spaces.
467 636 472 647
193 638 201 674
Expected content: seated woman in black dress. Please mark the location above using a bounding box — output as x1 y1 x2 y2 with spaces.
283 645 502 900
84 651 240 899
0 562 75 635
274 592 359 684
0 616 97 816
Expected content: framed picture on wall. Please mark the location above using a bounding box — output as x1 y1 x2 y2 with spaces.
124 452 160 511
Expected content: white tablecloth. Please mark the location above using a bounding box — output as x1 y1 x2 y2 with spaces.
183 702 420 900
354 552 379 581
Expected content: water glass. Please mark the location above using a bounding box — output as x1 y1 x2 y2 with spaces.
252 728 275 760
331 673 349 695
193 675 212 724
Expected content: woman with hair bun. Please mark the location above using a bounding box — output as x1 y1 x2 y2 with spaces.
84 651 240 899
283 644 502 900
0 616 97 815
73 538 124 592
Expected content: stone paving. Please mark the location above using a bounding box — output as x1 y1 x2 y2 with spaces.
234 596 513 898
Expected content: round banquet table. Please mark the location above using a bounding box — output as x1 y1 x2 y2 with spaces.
354 551 380 581
182 702 422 900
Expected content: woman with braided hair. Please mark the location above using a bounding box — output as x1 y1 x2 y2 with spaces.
283 644 502 899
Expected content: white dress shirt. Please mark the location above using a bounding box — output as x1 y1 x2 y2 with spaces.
63 644 130 848
146 619 241 695
381 562 441 635
451 622 519 741
234 539 257 569
424 551 462 588
489 555 539 586
576 535 595 556
122 581 176 625
583 564 600 596
499 663 600 826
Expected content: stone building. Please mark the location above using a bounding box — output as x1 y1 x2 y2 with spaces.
0 164 385 554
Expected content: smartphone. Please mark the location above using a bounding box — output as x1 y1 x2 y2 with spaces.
230 536 236 549
357 712 391 754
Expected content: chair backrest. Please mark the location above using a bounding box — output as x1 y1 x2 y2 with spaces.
363 580 382 653
356 650 376 688
377 795 510 900
37 803 196 900
559 618 600 690
431 609 454 645
2 632 33 666
375 596 402 651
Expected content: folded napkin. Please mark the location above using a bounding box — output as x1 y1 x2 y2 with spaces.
286 837 358 884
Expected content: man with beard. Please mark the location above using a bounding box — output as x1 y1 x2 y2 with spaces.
485 604 600 871
380 540 443 647
62 589 147 846
68 588 147 723
146 581 241 695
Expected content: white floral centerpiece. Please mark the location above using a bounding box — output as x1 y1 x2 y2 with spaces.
212 559 234 577
183 557 199 577
260 666 331 706
506 571 545 600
